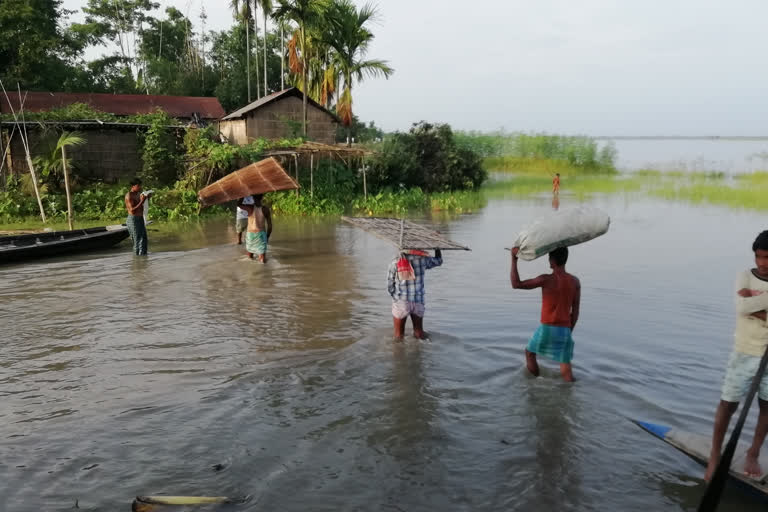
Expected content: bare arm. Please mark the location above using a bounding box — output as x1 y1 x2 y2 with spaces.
263 206 272 239
571 277 581 330
510 249 548 289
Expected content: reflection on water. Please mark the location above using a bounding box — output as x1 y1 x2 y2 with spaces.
1 197 768 511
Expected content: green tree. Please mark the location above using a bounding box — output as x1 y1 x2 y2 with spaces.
0 0 84 90
274 0 330 136
210 27 283 112
324 0 392 145
138 7 214 96
72 0 159 88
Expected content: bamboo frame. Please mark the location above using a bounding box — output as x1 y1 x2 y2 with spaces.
342 216 471 251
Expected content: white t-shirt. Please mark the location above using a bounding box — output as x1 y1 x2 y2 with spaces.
236 196 255 220
734 269 768 356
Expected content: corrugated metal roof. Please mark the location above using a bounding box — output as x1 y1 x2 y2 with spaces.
221 87 340 123
1 92 225 119
2 121 147 129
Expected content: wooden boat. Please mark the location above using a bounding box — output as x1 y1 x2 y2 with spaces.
0 224 130 264
634 420 768 499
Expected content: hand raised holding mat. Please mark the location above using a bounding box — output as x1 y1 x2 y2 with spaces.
510 206 610 261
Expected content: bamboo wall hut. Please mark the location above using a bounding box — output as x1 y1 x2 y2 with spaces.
219 88 339 145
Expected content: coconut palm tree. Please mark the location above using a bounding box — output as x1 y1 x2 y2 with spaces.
324 0 392 145
274 0 330 137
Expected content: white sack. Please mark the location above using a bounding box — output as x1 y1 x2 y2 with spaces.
513 206 610 261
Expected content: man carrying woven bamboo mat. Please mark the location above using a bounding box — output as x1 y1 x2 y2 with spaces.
236 194 272 263
387 249 443 340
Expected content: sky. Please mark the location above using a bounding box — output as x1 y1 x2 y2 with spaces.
61 0 768 135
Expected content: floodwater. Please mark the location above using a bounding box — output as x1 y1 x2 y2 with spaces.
2 191 768 511
603 138 768 174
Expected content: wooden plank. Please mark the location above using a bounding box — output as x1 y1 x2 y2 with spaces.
341 216 470 251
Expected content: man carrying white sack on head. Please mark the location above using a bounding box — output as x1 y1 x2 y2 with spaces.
511 246 581 382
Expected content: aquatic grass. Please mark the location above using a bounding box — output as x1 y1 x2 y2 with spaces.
650 182 768 211
472 132 617 174
736 171 768 186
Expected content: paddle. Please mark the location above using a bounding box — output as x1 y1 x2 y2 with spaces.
697 343 768 512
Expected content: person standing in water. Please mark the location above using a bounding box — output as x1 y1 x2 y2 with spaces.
705 230 768 481
553 173 561 194
387 249 443 340
511 246 581 382
236 194 272 263
124 178 150 256
235 195 254 245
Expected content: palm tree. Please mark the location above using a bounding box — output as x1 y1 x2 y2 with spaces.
274 0 330 137
34 132 85 230
256 0 273 96
324 0 393 145
58 132 86 230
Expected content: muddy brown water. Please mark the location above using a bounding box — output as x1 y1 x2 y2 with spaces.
1 193 767 511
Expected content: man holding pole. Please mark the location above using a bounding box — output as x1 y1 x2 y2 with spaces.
705 230 768 481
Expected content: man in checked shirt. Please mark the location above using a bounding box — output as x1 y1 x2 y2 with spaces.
387 249 443 340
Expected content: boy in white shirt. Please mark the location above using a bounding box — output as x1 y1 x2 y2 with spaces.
235 195 254 245
705 230 768 481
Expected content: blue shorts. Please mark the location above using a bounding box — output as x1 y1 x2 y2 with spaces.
721 351 768 403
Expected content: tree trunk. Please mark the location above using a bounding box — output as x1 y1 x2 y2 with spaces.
246 16 251 102
301 26 308 137
61 146 73 231
254 7 260 99
263 10 268 96
280 24 285 90
346 80 353 147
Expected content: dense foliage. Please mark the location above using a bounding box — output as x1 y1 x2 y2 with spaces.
0 0 390 141
367 122 487 192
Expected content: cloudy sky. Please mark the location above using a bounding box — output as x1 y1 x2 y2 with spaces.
61 0 768 135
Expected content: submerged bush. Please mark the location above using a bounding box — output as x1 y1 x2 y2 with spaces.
367 122 488 193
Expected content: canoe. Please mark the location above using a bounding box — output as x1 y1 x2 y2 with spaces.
634 420 768 498
0 224 130 264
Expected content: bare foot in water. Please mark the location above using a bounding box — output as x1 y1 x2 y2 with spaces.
745 451 762 478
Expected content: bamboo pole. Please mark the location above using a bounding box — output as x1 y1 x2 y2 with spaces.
0 82 46 223
61 145 73 230
362 162 367 200
293 153 299 197
310 152 314 198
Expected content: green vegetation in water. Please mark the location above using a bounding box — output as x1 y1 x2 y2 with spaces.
457 131 617 175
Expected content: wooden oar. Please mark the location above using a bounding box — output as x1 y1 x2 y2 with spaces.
697 343 768 512
132 495 241 512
